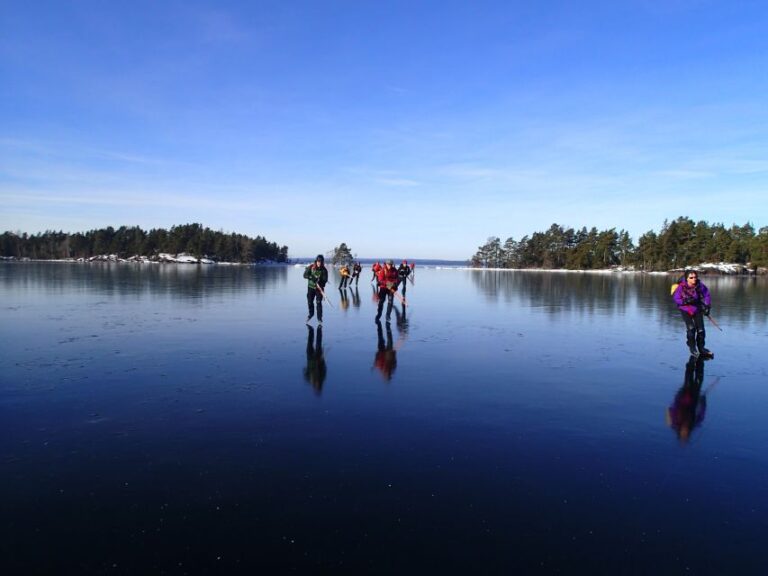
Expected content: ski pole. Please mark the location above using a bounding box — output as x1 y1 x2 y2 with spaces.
390 288 407 307
706 314 722 331
703 376 721 396
316 284 334 308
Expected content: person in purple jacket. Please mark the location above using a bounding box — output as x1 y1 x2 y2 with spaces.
672 269 712 357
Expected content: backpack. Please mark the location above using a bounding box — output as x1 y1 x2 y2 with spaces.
670 274 686 296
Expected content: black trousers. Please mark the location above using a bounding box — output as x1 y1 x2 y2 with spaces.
681 311 706 351
307 287 323 320
376 287 394 320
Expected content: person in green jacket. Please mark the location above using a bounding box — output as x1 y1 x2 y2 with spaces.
303 254 328 324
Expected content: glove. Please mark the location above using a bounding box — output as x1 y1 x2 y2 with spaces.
703 305 711 316
683 297 696 305
386 282 394 290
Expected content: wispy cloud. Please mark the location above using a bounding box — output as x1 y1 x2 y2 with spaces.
653 170 713 180
374 178 421 187
0 137 185 168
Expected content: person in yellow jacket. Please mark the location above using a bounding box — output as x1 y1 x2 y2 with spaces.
338 263 351 289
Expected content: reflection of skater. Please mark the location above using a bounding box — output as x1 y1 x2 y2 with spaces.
666 356 707 443
398 260 411 296
303 325 327 394
393 303 409 337
375 259 400 323
373 320 397 381
339 287 350 311
350 286 361 309
303 255 328 325
672 270 713 358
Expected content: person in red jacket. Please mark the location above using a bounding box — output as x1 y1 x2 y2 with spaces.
371 261 381 283
375 259 400 323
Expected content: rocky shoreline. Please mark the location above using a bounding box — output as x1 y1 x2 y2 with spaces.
0 253 286 265
1 256 763 274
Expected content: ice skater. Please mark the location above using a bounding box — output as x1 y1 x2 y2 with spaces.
375 259 400 323
303 254 328 325
672 269 713 358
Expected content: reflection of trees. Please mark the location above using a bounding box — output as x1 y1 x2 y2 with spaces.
470 270 633 315
0 262 288 299
715 276 768 325
470 270 768 325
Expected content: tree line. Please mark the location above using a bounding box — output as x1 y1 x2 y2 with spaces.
471 217 768 271
0 224 289 263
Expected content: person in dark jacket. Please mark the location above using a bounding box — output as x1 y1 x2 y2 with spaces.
303 254 328 324
351 262 362 285
397 260 411 296
375 259 400 323
672 270 712 357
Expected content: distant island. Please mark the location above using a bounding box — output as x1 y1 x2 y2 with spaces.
470 217 766 273
0 223 288 264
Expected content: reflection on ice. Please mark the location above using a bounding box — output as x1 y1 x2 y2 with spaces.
373 320 396 381
303 325 326 394
666 356 709 444
2 262 768 574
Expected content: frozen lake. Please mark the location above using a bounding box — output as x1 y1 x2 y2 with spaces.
1 262 767 573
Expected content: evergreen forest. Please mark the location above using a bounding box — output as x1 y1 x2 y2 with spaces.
0 224 289 263
471 217 768 271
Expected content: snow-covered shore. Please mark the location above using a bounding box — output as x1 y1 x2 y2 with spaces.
0 253 288 265
463 262 762 275
2 256 762 273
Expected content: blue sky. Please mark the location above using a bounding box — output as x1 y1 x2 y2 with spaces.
1 0 767 259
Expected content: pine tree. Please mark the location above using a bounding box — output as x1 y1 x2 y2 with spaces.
331 243 354 265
